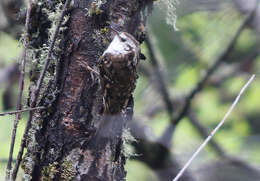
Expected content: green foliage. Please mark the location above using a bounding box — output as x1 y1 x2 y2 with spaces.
0 114 27 180
0 33 27 179
1 1 260 181
178 8 241 63
126 160 157 181
175 66 199 91
0 33 22 64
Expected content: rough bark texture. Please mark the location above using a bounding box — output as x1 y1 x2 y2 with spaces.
23 0 152 180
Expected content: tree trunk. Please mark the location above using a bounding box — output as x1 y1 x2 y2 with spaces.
23 0 152 180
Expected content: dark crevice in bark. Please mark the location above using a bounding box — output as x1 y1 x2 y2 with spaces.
23 0 152 180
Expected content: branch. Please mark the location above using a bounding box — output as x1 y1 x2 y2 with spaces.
172 74 255 181
145 47 260 118
11 0 72 179
129 120 195 181
5 0 31 179
0 107 45 116
145 35 174 118
171 9 255 127
146 8 255 149
145 34 176 147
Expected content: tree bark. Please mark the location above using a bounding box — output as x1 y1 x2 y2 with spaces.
22 0 152 180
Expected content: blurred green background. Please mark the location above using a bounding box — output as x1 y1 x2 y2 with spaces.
1 0 260 180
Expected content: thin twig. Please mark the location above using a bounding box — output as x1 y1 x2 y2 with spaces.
5 0 32 180
188 111 226 157
11 0 72 180
172 74 255 181
0 107 46 116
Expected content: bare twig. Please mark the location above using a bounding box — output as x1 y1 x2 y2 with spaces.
187 111 226 157
0 107 45 116
11 0 72 180
5 0 31 180
172 74 255 181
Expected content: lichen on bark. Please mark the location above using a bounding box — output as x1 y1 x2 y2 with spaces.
23 0 153 180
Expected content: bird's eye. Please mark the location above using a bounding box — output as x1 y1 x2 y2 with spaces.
121 38 127 42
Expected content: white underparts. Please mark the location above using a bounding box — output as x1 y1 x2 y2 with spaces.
102 33 140 66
